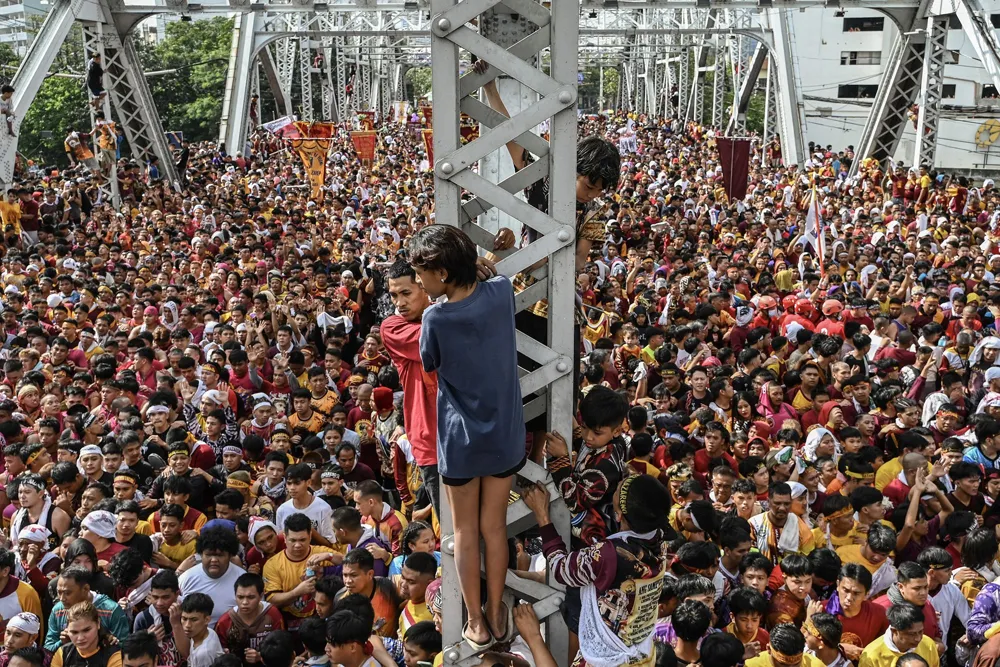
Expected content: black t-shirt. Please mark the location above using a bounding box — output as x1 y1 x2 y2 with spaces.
119 532 153 564
129 460 157 492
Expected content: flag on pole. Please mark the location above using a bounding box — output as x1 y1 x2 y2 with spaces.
421 129 434 166
716 137 752 201
802 184 826 276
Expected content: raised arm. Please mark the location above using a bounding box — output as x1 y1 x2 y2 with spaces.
474 60 527 171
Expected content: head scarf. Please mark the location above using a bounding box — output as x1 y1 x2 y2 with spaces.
969 336 1000 368
921 392 950 428
818 402 843 430
978 392 1000 414
7 613 40 636
81 511 117 539
787 481 808 500
735 305 754 328
79 445 102 458
248 517 278 545
426 578 443 614
803 427 841 464
17 524 50 550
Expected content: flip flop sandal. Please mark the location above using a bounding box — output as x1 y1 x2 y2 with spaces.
488 602 516 644
462 621 494 652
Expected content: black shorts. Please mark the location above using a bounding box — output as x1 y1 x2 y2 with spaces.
442 456 527 487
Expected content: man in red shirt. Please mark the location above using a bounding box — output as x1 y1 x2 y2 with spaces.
381 261 439 512
17 189 39 243
872 562 942 645
828 563 889 651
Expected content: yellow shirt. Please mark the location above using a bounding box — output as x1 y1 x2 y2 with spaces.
136 520 153 536
746 653 825 667
876 457 931 491
858 633 939 667
875 456 902 491
811 526 857 550
288 411 326 434
0 579 41 629
0 201 20 234
310 391 339 418
159 537 197 565
399 599 433 640
836 544 884 574
263 545 333 618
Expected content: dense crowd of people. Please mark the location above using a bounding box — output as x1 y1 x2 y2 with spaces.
2 53 1000 667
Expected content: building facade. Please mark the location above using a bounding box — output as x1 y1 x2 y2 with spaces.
793 5 1000 171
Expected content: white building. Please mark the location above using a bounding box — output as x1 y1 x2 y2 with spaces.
0 0 45 56
792 6 1000 171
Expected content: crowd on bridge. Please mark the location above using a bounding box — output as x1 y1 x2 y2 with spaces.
1 54 1000 667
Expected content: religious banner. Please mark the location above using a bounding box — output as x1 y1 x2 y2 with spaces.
460 124 479 142
419 103 432 128
392 101 409 124
293 122 336 139
421 129 434 166
358 111 376 130
716 136 751 202
288 138 332 200
351 131 378 163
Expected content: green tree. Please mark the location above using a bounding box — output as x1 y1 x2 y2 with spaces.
14 22 90 166
14 17 230 166
20 77 89 166
406 67 432 99
136 16 233 142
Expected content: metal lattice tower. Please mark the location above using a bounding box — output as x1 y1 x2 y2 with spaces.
81 22 120 206
710 37 727 128
429 0 577 661
299 26 314 121
763 59 777 144
912 14 947 167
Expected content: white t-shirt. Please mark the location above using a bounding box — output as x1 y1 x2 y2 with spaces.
276 495 336 543
178 563 246 628
188 628 224 667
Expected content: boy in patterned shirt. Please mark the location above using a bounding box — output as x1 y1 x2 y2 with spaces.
356 480 407 569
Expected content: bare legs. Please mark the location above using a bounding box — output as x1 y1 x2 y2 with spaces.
445 473 515 646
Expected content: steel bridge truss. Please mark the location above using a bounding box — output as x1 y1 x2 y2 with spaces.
4 1 998 663
850 0 1000 175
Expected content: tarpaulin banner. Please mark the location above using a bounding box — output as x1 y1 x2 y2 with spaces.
716 136 751 202
288 138 332 200
263 116 300 138
351 131 378 162
358 111 376 130
421 129 434 166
